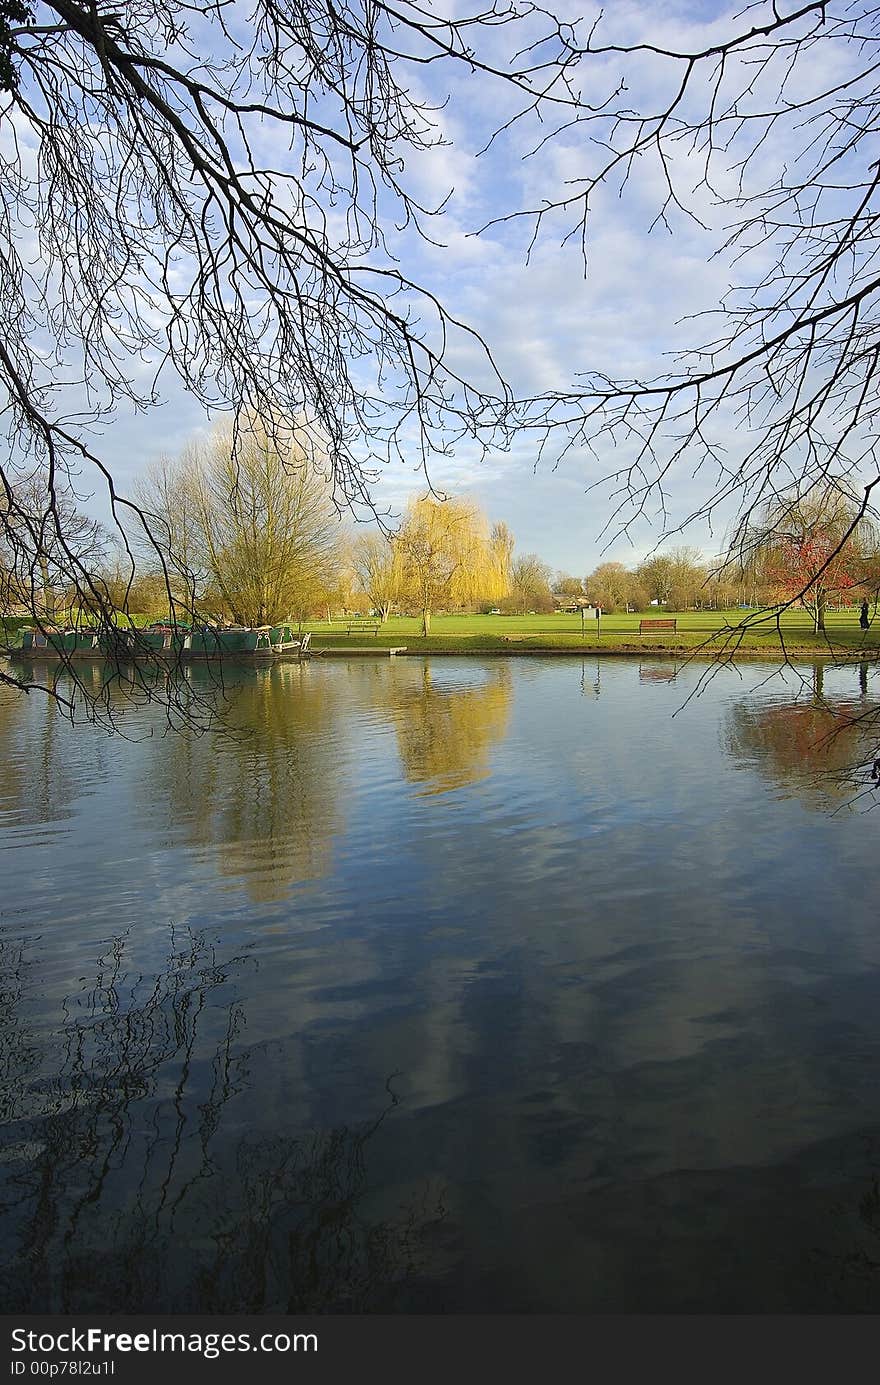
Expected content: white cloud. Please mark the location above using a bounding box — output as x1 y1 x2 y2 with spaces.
10 0 874 576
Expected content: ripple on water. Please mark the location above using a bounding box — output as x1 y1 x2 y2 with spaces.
2 656 880 1312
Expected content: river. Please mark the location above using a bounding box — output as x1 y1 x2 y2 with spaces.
2 654 880 1311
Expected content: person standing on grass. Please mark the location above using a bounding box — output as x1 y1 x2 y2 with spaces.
860 599 870 631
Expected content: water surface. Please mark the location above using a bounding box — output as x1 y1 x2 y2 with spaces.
2 655 880 1312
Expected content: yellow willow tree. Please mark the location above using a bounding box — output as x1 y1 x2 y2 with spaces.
488 521 514 600
394 495 509 635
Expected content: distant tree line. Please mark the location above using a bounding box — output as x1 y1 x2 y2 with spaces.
4 429 880 632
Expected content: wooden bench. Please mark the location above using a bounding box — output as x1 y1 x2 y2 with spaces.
639 618 677 633
346 622 381 636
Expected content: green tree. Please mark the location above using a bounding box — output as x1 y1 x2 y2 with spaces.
636 548 706 611
554 575 585 603
666 547 708 612
586 561 646 614
636 555 674 608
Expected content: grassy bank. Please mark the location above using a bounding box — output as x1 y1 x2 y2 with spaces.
304 610 880 659
5 609 878 660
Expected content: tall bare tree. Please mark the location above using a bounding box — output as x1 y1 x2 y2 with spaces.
1 470 106 622
351 531 402 624
504 554 554 615
141 416 340 627
0 0 587 705
518 2 880 614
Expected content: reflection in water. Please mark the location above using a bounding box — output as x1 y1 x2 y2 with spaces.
8 655 880 1311
0 660 227 826
389 663 511 795
0 681 29 818
0 676 105 824
723 664 880 807
580 659 602 698
0 929 441 1313
639 663 678 683
150 665 346 901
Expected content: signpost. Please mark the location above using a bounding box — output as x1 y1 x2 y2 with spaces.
581 604 602 639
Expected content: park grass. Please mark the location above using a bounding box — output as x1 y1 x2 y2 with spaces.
303 609 880 659
5 609 878 659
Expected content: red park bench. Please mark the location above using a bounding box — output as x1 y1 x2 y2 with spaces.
639 618 677 633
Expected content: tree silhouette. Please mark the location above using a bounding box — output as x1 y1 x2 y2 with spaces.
0 925 443 1312
510 3 880 663
0 0 583 706
6 2 880 727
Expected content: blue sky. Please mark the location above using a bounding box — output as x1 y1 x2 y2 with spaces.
22 0 860 578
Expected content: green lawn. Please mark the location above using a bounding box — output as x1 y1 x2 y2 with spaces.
5 608 878 658
302 608 880 655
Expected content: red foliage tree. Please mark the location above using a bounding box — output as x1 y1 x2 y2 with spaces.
764 531 859 632
733 482 878 633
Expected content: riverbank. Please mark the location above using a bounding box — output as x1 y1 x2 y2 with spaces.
305 608 880 660
7 610 880 662
312 635 880 661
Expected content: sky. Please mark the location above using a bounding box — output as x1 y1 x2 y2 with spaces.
9 0 868 579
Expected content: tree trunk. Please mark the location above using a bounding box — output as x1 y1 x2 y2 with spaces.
816 586 826 632
421 607 431 636
38 556 55 621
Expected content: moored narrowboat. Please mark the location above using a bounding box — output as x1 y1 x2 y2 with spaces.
18 627 101 655
11 622 310 662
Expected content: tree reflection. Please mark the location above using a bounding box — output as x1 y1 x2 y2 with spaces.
639 663 678 683
150 664 345 900
0 678 28 815
0 669 108 823
723 664 879 807
389 663 512 795
2 661 345 900
0 928 440 1313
